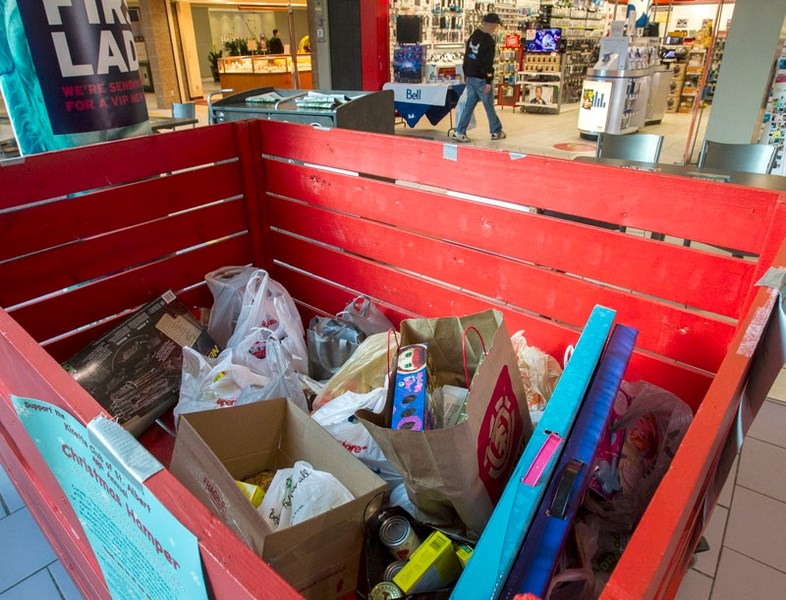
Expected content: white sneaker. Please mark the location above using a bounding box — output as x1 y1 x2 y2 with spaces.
491 131 507 140
451 131 470 143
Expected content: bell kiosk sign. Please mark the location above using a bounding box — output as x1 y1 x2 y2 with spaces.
16 0 148 134
578 80 613 133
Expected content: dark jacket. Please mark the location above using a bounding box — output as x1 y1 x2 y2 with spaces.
268 36 284 55
462 28 496 84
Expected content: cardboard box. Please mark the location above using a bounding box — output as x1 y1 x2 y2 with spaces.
169 399 386 600
62 290 220 437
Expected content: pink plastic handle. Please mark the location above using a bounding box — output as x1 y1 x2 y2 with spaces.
522 432 563 487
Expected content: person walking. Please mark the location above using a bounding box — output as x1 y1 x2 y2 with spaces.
268 29 284 55
451 13 506 143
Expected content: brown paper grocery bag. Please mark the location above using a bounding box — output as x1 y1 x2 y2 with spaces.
356 310 533 541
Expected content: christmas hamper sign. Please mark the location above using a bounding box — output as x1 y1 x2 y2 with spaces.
12 396 207 600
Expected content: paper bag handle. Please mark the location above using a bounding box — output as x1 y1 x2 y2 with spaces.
462 325 488 391
385 328 401 379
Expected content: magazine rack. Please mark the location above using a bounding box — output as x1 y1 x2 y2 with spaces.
1 120 785 599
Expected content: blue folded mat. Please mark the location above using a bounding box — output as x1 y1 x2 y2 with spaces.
451 305 616 599
500 323 638 599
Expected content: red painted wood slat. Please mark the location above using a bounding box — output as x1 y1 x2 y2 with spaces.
9 236 250 344
0 160 244 264
1 200 246 309
0 123 241 209
268 203 733 374
255 120 779 253
264 161 754 320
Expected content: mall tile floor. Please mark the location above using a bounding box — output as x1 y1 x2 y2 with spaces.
1 91 781 598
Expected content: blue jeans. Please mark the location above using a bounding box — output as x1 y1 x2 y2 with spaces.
455 77 503 136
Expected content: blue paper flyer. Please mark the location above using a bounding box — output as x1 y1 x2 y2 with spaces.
12 396 207 600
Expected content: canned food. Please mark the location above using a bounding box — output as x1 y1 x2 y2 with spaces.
382 559 407 582
370 581 404 599
379 515 421 560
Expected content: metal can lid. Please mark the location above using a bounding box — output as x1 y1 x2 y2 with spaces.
370 581 404 599
379 515 411 547
382 559 407 582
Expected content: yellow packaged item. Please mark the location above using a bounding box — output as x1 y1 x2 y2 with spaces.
235 480 265 508
453 542 473 568
393 531 461 594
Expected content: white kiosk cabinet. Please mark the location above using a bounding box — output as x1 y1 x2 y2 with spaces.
578 36 662 139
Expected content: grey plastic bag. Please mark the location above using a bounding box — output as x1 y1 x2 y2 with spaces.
307 317 366 381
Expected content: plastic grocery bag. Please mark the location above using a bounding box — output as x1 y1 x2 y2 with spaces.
338 295 394 336
454 87 477 131
226 269 308 373
260 460 354 531
307 317 367 381
205 265 258 348
511 330 563 424
175 331 307 423
174 347 271 424
312 331 394 411
312 387 403 488
231 327 307 411
586 380 693 528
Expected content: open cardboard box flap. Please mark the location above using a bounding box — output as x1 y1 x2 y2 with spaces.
170 398 386 599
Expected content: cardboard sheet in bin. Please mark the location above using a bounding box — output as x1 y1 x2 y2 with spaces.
170 398 386 599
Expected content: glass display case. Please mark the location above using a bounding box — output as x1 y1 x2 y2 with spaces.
217 54 312 91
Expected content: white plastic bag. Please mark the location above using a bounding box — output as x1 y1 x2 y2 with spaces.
174 346 272 423
231 328 308 412
337 295 394 336
205 265 258 348
311 387 402 487
175 331 308 423
227 269 308 373
454 87 477 132
260 460 354 530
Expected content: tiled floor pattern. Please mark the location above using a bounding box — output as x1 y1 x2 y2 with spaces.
1 90 781 598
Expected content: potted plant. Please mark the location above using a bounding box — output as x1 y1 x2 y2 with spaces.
207 49 222 82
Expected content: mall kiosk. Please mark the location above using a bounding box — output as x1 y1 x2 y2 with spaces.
578 35 668 138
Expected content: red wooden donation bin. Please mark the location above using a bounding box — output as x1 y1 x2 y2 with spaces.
1 120 785 599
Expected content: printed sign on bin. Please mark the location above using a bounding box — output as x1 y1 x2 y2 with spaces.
12 396 208 600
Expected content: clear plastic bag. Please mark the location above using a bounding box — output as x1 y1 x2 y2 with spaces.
307 316 367 381
205 265 258 348
231 328 307 411
337 295 394 336
260 460 354 531
174 347 271 424
226 269 308 373
511 330 563 424
312 331 395 411
586 380 693 528
454 87 477 131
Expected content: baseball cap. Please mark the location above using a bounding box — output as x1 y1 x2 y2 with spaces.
483 13 502 25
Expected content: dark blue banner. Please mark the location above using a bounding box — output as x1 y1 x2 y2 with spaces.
17 0 147 134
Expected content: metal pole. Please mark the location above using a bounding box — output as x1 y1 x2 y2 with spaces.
288 3 300 89
681 0 724 164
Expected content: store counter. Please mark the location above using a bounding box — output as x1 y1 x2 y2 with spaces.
573 156 786 191
217 54 312 92
209 88 394 135
383 82 465 128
